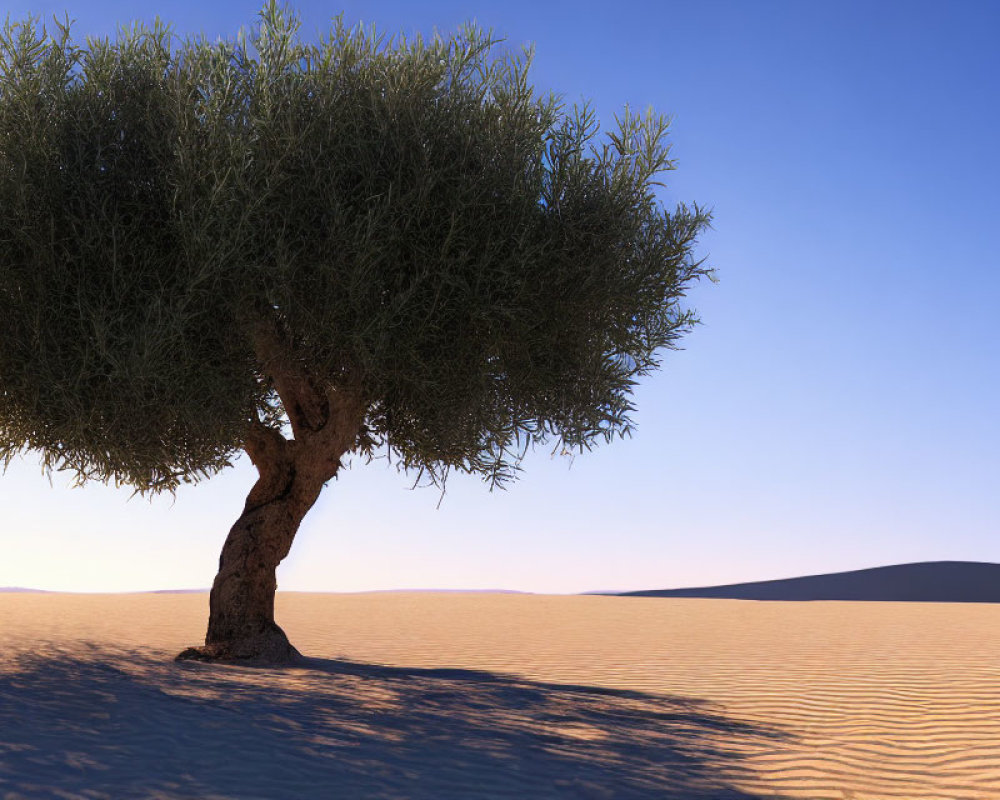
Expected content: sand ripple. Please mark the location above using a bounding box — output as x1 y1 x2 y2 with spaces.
2 592 999 798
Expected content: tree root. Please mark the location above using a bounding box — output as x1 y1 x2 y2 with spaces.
175 631 303 666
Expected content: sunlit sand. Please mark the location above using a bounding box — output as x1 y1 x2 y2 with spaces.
2 591 999 798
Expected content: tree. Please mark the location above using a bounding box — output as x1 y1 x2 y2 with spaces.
0 4 713 663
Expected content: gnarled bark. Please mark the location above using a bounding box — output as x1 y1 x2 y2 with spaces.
177 306 364 665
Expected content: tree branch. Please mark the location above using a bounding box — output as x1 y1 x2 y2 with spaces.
247 303 330 439
242 416 295 513
243 301 367 473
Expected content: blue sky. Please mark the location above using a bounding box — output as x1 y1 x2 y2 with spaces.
2 0 998 593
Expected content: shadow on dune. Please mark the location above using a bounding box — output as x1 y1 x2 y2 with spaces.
0 645 791 799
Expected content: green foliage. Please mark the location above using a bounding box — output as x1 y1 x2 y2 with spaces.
0 2 712 494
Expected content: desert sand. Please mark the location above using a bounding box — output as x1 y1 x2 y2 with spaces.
1 592 999 799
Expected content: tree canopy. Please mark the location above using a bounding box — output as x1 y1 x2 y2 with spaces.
0 3 712 495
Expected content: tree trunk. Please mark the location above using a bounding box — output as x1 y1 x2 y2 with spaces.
176 305 364 665
175 443 324 664
175 418 357 664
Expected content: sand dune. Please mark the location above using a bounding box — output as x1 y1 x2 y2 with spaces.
617 560 1000 602
2 592 999 798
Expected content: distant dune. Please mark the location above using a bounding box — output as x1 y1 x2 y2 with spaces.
0 587 51 593
615 560 1000 602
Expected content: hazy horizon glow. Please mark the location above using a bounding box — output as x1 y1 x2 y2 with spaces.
2 0 998 594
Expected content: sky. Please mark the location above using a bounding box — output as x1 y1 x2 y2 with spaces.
1 0 998 594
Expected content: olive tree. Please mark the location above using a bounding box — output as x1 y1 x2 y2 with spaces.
0 4 712 663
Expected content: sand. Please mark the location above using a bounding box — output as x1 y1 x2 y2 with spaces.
1 592 999 799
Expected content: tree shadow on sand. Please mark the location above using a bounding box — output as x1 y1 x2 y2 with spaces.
0 645 793 799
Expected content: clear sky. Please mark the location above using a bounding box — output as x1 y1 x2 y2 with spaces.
2 0 998 594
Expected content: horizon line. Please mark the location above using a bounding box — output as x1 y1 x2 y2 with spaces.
4 559 999 597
